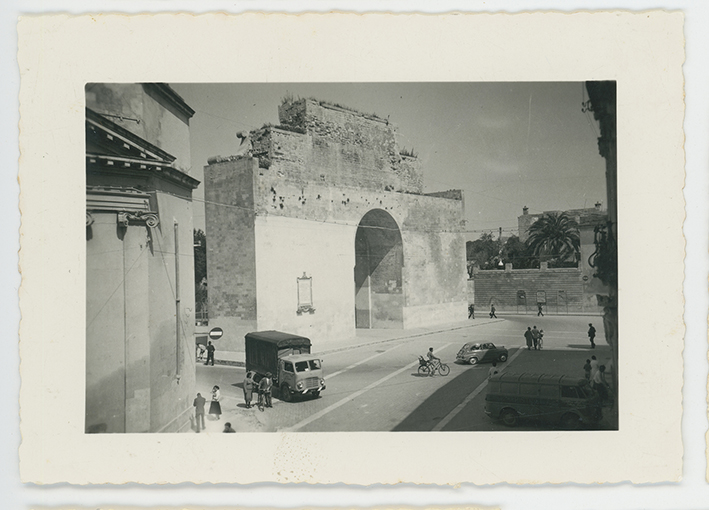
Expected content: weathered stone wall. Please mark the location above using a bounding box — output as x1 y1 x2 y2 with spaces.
268 99 424 193
252 215 356 345
473 266 603 315
204 98 468 342
204 158 258 323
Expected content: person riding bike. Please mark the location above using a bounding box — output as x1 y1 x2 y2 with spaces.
426 347 440 376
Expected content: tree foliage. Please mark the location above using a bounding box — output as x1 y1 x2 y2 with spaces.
466 232 500 271
194 229 208 312
525 212 580 265
501 235 538 269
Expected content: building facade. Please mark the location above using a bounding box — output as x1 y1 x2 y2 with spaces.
85 84 199 433
205 98 468 350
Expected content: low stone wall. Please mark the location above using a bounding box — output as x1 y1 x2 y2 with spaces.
472 266 602 315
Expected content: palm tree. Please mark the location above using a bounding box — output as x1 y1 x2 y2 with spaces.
525 212 580 264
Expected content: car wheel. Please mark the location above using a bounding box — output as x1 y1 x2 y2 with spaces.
500 409 518 427
280 383 292 402
418 365 429 376
469 357 479 365
561 412 581 430
499 354 508 362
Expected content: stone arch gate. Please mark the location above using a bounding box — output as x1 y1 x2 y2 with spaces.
354 209 404 329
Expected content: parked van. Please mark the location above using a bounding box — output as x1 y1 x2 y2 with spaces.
485 372 601 429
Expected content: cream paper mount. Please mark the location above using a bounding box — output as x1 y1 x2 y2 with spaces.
18 12 685 485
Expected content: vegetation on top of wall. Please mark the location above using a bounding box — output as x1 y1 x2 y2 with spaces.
280 93 385 122
258 122 306 135
399 147 418 158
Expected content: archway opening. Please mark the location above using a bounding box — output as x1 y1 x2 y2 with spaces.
354 209 403 329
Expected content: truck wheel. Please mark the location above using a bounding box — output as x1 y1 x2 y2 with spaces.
280 383 292 402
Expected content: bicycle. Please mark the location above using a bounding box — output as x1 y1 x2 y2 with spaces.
417 357 450 376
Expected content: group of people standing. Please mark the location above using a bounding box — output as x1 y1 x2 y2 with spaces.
192 385 222 433
192 371 275 433
242 370 273 410
523 325 544 350
583 355 611 403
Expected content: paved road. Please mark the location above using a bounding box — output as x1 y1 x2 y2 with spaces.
192 315 616 433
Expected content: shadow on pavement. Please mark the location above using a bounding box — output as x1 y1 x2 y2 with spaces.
393 345 618 432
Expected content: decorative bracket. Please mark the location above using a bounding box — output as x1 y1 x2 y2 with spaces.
117 211 160 228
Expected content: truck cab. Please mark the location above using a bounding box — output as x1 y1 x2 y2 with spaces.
245 330 326 402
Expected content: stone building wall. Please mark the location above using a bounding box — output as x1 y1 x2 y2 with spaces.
205 98 467 346
85 84 198 433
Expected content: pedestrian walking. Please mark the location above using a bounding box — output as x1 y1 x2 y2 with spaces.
468 304 475 319
223 422 236 433
583 359 592 380
488 362 501 379
193 392 206 432
589 355 599 381
209 385 222 420
537 303 544 316
258 372 273 411
243 371 255 409
205 340 216 365
587 323 596 349
538 329 544 349
524 327 534 350
531 326 540 350
489 303 497 318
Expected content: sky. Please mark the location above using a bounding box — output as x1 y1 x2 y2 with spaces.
171 82 607 239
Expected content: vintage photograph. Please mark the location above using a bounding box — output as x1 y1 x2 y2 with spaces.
20 13 684 485
85 81 618 434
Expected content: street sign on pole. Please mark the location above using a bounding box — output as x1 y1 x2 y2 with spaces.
208 327 224 340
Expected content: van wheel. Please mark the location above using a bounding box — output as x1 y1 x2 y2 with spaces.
469 357 479 365
280 383 292 402
561 412 581 430
500 409 518 427
499 354 508 362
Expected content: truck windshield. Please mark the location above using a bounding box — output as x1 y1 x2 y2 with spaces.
295 359 321 372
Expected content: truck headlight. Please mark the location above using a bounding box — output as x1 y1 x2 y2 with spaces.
320 379 325 385
296 382 304 390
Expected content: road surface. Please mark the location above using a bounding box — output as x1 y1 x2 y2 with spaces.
192 315 616 433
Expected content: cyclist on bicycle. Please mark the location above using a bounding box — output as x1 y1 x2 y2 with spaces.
426 347 440 376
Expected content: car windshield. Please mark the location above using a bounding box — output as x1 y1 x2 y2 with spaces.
295 359 321 372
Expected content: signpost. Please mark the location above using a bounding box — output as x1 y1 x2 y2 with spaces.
208 327 224 341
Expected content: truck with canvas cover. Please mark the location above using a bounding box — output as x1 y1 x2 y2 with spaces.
245 330 326 402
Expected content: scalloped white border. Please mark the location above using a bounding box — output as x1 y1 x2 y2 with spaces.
18 12 684 485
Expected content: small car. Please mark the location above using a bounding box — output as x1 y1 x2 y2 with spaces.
456 341 508 365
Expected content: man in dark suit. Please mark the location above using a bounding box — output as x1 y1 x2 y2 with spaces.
205 341 216 366
193 393 206 432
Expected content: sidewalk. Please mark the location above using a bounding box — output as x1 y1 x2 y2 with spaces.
201 317 505 367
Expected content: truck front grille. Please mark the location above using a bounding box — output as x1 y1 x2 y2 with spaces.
303 376 321 389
